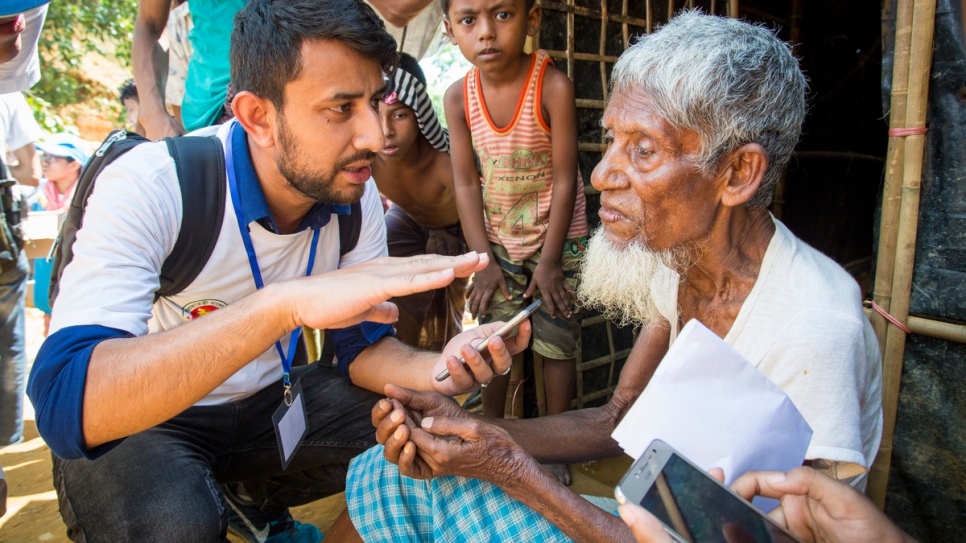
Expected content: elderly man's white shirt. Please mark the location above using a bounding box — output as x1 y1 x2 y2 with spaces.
49 121 389 405
671 218 883 480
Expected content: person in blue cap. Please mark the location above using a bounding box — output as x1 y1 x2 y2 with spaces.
34 134 90 213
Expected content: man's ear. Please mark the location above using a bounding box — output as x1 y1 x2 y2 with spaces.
231 91 277 150
716 143 768 207
526 5 542 36
442 18 457 45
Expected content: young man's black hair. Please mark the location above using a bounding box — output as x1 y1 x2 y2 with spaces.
118 79 138 103
231 0 398 111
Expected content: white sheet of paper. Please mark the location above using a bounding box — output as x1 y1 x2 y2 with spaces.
278 392 306 461
612 320 813 510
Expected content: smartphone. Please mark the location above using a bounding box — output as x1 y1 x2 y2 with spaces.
615 440 802 543
434 300 541 382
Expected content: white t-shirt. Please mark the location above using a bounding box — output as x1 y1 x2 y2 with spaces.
0 4 48 94
0 91 42 156
671 218 883 482
49 120 389 404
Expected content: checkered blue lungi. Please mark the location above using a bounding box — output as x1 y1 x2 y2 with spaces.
346 445 575 542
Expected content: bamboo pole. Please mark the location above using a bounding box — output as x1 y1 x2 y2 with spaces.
871 0 914 361
867 0 937 510
864 308 966 345
566 0 574 79
729 0 738 18
545 50 618 63
646 0 652 33
623 0 630 44
600 0 609 104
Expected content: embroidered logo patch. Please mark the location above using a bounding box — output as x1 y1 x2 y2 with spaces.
183 299 227 320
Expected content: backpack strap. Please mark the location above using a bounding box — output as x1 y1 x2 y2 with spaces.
338 200 362 257
49 130 149 305
156 136 226 299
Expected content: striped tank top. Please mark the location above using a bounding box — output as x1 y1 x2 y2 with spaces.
464 49 589 262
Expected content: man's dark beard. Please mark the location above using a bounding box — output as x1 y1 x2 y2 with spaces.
276 118 374 205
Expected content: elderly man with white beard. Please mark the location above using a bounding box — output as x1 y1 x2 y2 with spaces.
326 12 883 543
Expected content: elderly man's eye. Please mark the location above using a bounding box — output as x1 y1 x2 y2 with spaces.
603 134 615 146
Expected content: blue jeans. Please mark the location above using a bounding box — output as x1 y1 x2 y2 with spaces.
52 363 382 542
0 252 27 446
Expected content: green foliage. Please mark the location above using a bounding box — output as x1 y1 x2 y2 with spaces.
420 40 472 129
22 91 79 136
34 0 137 108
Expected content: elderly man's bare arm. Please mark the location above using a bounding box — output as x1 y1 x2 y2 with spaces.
494 323 670 463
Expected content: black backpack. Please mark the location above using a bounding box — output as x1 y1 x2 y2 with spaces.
0 155 25 275
48 130 362 307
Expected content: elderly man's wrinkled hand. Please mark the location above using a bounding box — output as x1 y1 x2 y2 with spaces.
431 320 531 396
406 415 531 486
372 384 470 480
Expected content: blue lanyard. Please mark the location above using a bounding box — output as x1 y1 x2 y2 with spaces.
225 122 320 396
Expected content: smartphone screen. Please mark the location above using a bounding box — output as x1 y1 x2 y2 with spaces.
637 453 798 543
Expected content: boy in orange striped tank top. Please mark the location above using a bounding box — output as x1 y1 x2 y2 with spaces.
442 0 588 483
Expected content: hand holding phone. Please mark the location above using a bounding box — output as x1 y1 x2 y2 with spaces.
615 440 803 543
434 300 541 382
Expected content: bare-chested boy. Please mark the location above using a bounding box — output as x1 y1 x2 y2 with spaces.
372 53 467 351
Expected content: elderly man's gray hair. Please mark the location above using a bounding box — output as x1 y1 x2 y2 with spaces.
611 11 807 208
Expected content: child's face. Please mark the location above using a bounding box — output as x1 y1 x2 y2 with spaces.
443 0 540 69
378 101 420 159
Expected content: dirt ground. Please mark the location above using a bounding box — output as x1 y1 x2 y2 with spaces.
0 308 629 542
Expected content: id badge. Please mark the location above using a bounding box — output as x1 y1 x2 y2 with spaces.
272 378 308 470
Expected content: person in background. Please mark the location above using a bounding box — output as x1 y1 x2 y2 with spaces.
0 0 48 93
619 467 918 543
0 88 42 450
133 0 439 140
34 134 87 213
118 79 145 136
443 0 587 484
0 0 48 518
371 52 465 351
1 91 41 189
164 0 192 125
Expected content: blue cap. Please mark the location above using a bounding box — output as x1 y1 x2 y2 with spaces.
36 134 90 166
0 1 49 16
